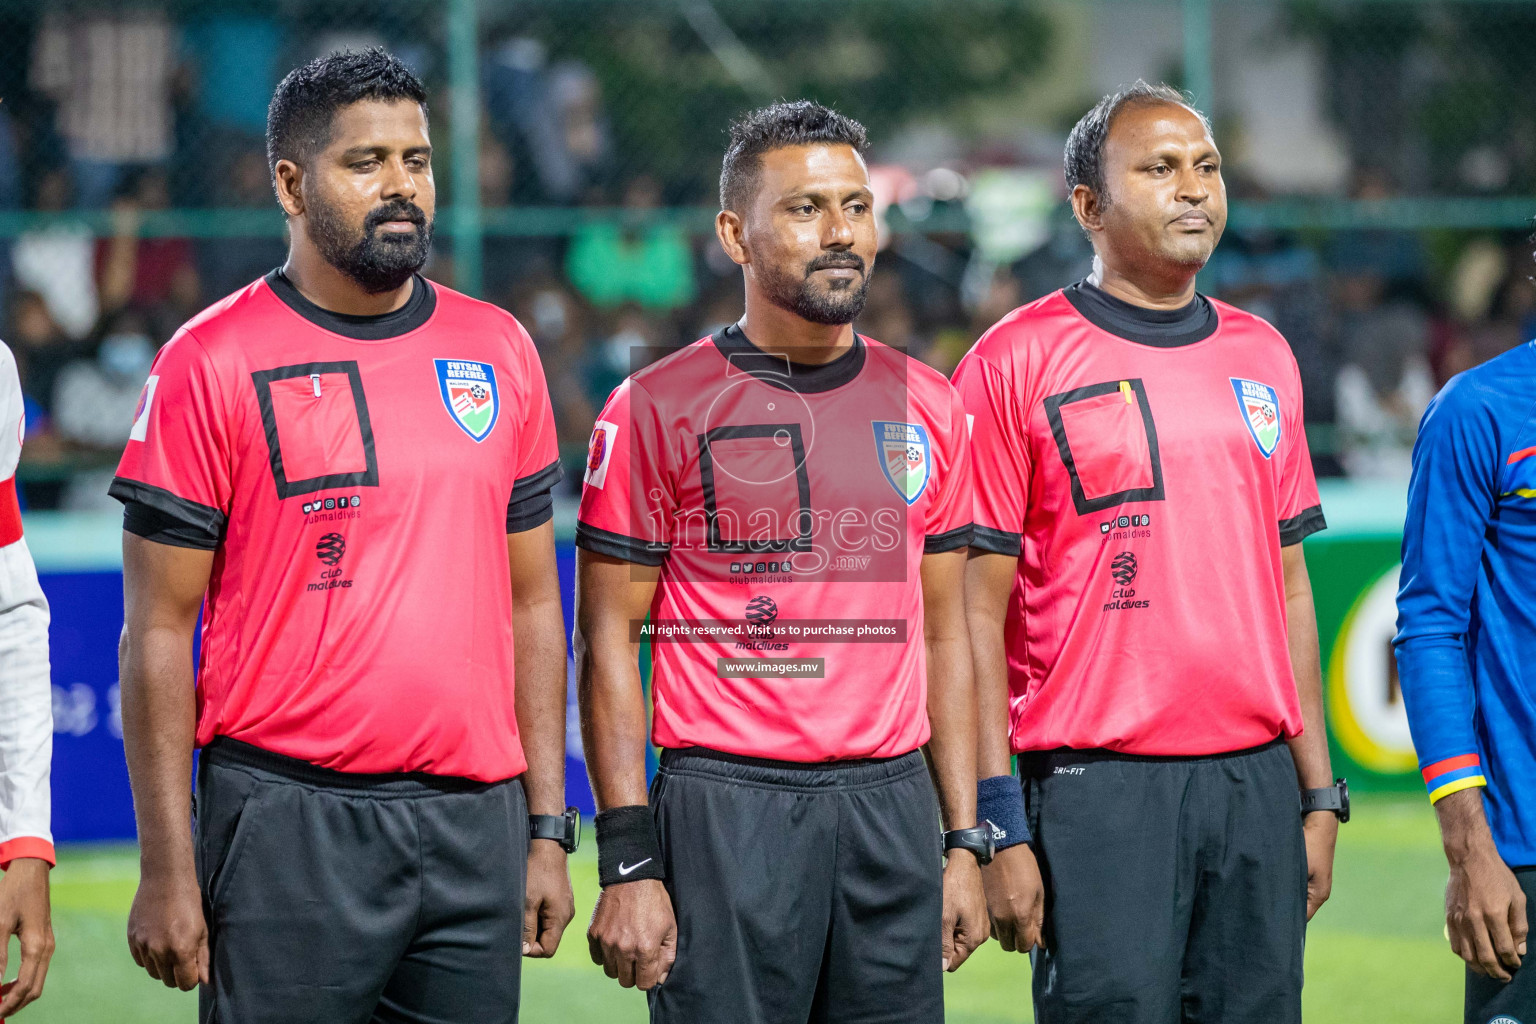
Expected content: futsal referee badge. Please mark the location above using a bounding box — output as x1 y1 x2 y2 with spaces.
435 359 500 442
1230 378 1281 459
873 421 931 505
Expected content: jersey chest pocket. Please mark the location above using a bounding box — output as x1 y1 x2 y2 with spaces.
1043 379 1164 515
697 425 811 553
252 361 379 499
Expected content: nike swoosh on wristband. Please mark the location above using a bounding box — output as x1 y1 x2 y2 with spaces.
618 859 653 876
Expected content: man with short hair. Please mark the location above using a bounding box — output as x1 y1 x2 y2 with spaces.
956 82 1342 1023
114 49 575 1023
1396 303 1536 1021
576 101 989 1023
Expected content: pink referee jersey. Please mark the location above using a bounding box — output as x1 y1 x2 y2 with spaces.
953 284 1324 757
111 271 561 782
577 326 972 761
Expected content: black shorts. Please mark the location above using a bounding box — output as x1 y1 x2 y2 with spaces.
1465 867 1536 1024
648 747 943 1024
1020 738 1306 1024
195 738 528 1024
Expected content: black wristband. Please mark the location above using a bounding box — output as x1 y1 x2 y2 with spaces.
595 805 665 887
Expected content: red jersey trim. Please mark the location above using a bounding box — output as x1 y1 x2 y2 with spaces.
0 837 54 868
0 476 21 547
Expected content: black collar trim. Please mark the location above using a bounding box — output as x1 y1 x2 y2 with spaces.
265 269 437 340
710 323 866 393
1063 280 1218 348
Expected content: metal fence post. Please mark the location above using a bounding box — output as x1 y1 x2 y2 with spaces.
447 0 483 298
1182 0 1214 113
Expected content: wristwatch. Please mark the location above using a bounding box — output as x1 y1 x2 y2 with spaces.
1299 779 1350 823
530 807 581 853
943 824 996 865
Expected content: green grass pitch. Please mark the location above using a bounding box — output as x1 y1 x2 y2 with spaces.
32 794 1460 1022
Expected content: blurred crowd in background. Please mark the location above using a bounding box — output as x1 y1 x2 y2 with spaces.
7 0 1536 509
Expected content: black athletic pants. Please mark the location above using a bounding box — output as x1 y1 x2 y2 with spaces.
648 747 944 1024
1465 867 1536 1024
195 738 529 1024
1020 739 1306 1024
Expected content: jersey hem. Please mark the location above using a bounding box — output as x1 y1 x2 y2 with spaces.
109 477 227 540
575 521 668 566
970 525 1022 556
924 524 974 553
1278 504 1327 546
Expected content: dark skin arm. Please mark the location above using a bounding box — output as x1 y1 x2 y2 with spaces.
964 549 1044 954
508 522 575 958
574 551 675 991
1437 787 1528 981
120 534 213 991
1280 544 1338 921
921 549 988 972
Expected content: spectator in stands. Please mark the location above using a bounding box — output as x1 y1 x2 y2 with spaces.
566 175 696 310
7 290 77 419
483 38 613 204
511 279 597 471
29 9 176 208
96 169 201 323
1331 267 1435 480
12 169 98 339
197 147 287 300
50 307 157 510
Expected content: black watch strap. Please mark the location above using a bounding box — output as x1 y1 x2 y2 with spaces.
530 807 581 853
943 824 996 865
1299 779 1350 823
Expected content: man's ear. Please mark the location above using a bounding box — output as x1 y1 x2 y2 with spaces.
1070 183 1105 236
274 159 305 218
714 209 750 268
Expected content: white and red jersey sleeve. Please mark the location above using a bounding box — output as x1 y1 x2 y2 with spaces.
577 379 678 564
0 342 52 866
113 328 234 546
952 342 1032 556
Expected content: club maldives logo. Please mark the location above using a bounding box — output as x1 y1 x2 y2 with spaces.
1231 378 1281 458
872 421 930 505
745 595 779 625
435 359 500 442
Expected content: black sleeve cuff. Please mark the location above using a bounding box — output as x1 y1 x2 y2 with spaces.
1279 505 1327 546
924 524 973 554
575 522 668 566
109 478 225 548
969 524 1022 556
506 492 554 533
509 459 564 505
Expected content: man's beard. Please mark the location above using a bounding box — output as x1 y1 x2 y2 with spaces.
308 195 434 294
760 251 872 325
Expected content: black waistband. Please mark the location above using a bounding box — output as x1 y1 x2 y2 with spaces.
1016 736 1286 776
661 745 914 772
201 737 504 795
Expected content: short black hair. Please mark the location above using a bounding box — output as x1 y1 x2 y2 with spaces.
720 100 868 212
1064 81 1209 202
266 48 427 175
